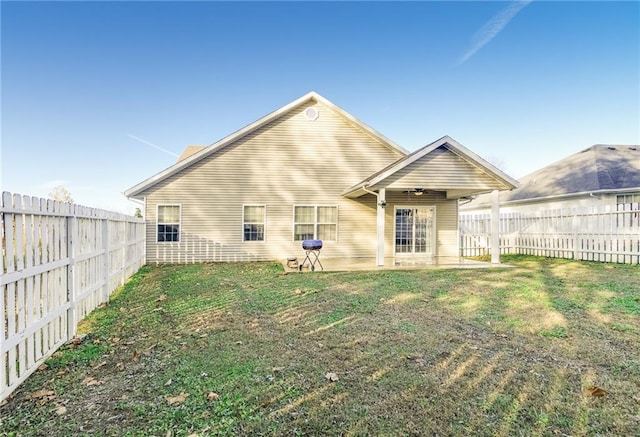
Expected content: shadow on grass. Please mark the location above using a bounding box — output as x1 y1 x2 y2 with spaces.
1 257 638 436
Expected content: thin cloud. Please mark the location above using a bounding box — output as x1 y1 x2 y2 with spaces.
128 134 179 158
458 0 533 65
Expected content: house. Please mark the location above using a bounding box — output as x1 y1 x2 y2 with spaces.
124 92 518 266
462 144 640 214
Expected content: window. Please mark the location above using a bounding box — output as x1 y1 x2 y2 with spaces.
157 205 180 242
294 206 337 241
616 193 640 228
243 205 265 241
617 193 640 210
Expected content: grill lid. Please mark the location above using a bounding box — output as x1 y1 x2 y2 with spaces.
302 239 323 250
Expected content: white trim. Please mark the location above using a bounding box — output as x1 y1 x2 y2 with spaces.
143 196 147 258
292 204 339 242
393 205 436 257
242 204 267 242
490 190 500 264
156 204 181 243
124 92 408 200
455 199 460 257
342 135 519 198
376 188 386 266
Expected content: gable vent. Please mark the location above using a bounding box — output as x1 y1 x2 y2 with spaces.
304 106 319 121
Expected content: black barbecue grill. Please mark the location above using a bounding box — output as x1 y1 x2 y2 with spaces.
300 239 323 271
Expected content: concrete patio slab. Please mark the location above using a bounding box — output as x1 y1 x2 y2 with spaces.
282 256 513 273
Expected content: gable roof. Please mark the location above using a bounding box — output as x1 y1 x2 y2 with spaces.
124 92 409 199
342 135 520 198
469 144 640 207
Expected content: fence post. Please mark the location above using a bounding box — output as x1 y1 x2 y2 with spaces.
66 205 77 340
0 193 8 396
102 216 109 303
121 219 127 286
572 210 579 260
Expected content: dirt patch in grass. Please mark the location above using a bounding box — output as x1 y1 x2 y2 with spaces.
2 256 639 436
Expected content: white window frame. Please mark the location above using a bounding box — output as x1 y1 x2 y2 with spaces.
616 193 640 228
393 205 436 257
157 204 181 243
617 193 640 209
292 205 338 242
242 204 266 242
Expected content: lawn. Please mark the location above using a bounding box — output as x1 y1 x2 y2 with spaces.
1 255 639 436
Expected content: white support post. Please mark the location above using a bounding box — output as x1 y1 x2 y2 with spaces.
377 188 386 267
491 190 500 264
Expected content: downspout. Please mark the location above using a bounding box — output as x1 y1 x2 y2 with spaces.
361 184 380 203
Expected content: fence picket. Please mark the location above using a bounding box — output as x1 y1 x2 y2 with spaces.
4 193 18 385
22 196 36 370
14 195 28 379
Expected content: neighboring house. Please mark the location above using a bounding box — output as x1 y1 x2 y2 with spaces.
463 144 640 214
124 92 518 266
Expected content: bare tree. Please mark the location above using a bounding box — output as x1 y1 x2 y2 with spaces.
49 185 74 203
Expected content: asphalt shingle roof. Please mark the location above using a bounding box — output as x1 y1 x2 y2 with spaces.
471 145 640 206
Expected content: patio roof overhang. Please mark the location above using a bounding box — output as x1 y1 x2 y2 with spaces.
341 135 519 199
343 186 501 200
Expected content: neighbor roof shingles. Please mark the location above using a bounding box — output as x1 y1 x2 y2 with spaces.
472 145 640 206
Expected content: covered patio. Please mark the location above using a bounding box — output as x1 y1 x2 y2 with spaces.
341 136 520 267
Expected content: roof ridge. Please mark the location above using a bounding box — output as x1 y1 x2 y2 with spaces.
125 92 408 199
467 142 640 206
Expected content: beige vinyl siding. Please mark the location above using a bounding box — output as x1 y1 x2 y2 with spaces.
375 146 509 192
141 101 402 263
382 191 458 258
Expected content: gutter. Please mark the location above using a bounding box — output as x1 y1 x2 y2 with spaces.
125 195 144 206
361 184 385 207
467 188 636 209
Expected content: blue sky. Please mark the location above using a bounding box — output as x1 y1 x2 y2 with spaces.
2 1 638 213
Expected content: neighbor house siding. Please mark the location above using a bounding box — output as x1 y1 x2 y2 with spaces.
462 193 621 215
140 100 403 263
376 146 506 191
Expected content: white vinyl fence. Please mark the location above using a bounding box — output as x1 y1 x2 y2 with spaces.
460 205 640 265
1 192 145 401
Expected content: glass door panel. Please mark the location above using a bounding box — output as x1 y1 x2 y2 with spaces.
395 208 413 253
395 207 434 255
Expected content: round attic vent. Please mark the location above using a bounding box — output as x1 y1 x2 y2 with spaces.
304 106 319 121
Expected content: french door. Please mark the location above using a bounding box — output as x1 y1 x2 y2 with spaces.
394 206 435 256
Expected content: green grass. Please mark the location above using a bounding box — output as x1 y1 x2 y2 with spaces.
540 327 569 338
1 255 639 436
